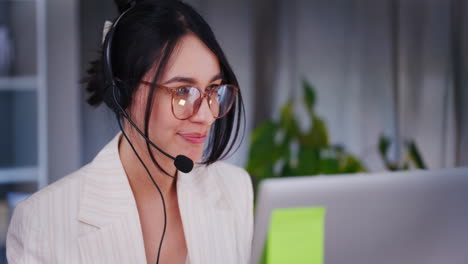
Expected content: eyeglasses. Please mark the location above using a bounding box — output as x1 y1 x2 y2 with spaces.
140 80 239 120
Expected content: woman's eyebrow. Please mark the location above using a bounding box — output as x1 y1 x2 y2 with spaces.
162 76 196 85
162 73 223 85
209 72 223 82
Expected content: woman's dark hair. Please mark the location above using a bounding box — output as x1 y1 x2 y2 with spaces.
84 0 245 170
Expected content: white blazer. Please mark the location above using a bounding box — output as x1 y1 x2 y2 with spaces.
6 134 253 264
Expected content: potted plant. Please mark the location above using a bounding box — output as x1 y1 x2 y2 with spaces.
246 80 426 189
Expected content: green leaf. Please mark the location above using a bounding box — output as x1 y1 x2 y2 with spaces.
246 120 280 179
300 117 329 148
378 135 392 169
405 140 427 169
291 146 320 176
340 154 367 173
302 80 316 114
319 158 340 174
280 161 295 177
254 166 276 183
378 134 390 157
279 102 297 130
278 101 300 145
279 101 294 126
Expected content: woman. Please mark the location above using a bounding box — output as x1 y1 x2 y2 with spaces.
6 0 253 263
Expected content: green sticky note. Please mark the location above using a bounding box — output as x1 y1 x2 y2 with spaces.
266 207 326 264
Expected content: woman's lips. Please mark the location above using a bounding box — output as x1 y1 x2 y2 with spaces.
178 133 207 144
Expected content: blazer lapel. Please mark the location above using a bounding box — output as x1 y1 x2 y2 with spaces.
76 133 238 264
177 165 238 264
77 134 147 264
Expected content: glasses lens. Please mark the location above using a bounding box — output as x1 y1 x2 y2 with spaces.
171 85 237 119
210 84 237 118
172 86 201 119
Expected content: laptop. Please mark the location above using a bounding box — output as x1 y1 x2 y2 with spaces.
251 167 468 264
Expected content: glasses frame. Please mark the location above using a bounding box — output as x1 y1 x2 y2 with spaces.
140 80 239 120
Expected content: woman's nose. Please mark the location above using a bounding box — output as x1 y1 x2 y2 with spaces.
190 97 215 125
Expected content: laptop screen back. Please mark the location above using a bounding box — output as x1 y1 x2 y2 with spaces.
251 167 468 264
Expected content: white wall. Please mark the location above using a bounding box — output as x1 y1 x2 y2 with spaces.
270 0 464 170
46 0 81 183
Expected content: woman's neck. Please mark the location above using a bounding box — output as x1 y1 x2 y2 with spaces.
118 131 178 199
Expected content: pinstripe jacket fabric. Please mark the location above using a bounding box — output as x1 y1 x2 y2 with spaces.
6 133 254 264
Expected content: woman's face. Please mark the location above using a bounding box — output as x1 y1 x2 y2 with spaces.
130 33 221 164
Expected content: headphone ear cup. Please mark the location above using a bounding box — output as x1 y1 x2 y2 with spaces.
108 81 132 117
106 82 123 115
115 80 131 109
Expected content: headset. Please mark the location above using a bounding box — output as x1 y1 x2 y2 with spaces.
101 1 193 263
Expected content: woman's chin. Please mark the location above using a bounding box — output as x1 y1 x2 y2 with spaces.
188 154 203 163
175 136 206 161
178 149 203 164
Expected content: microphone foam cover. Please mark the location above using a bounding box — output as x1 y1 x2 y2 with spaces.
174 155 194 173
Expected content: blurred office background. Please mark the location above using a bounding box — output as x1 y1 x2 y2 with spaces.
0 0 467 262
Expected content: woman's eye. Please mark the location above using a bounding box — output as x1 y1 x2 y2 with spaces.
176 87 191 96
208 84 220 91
